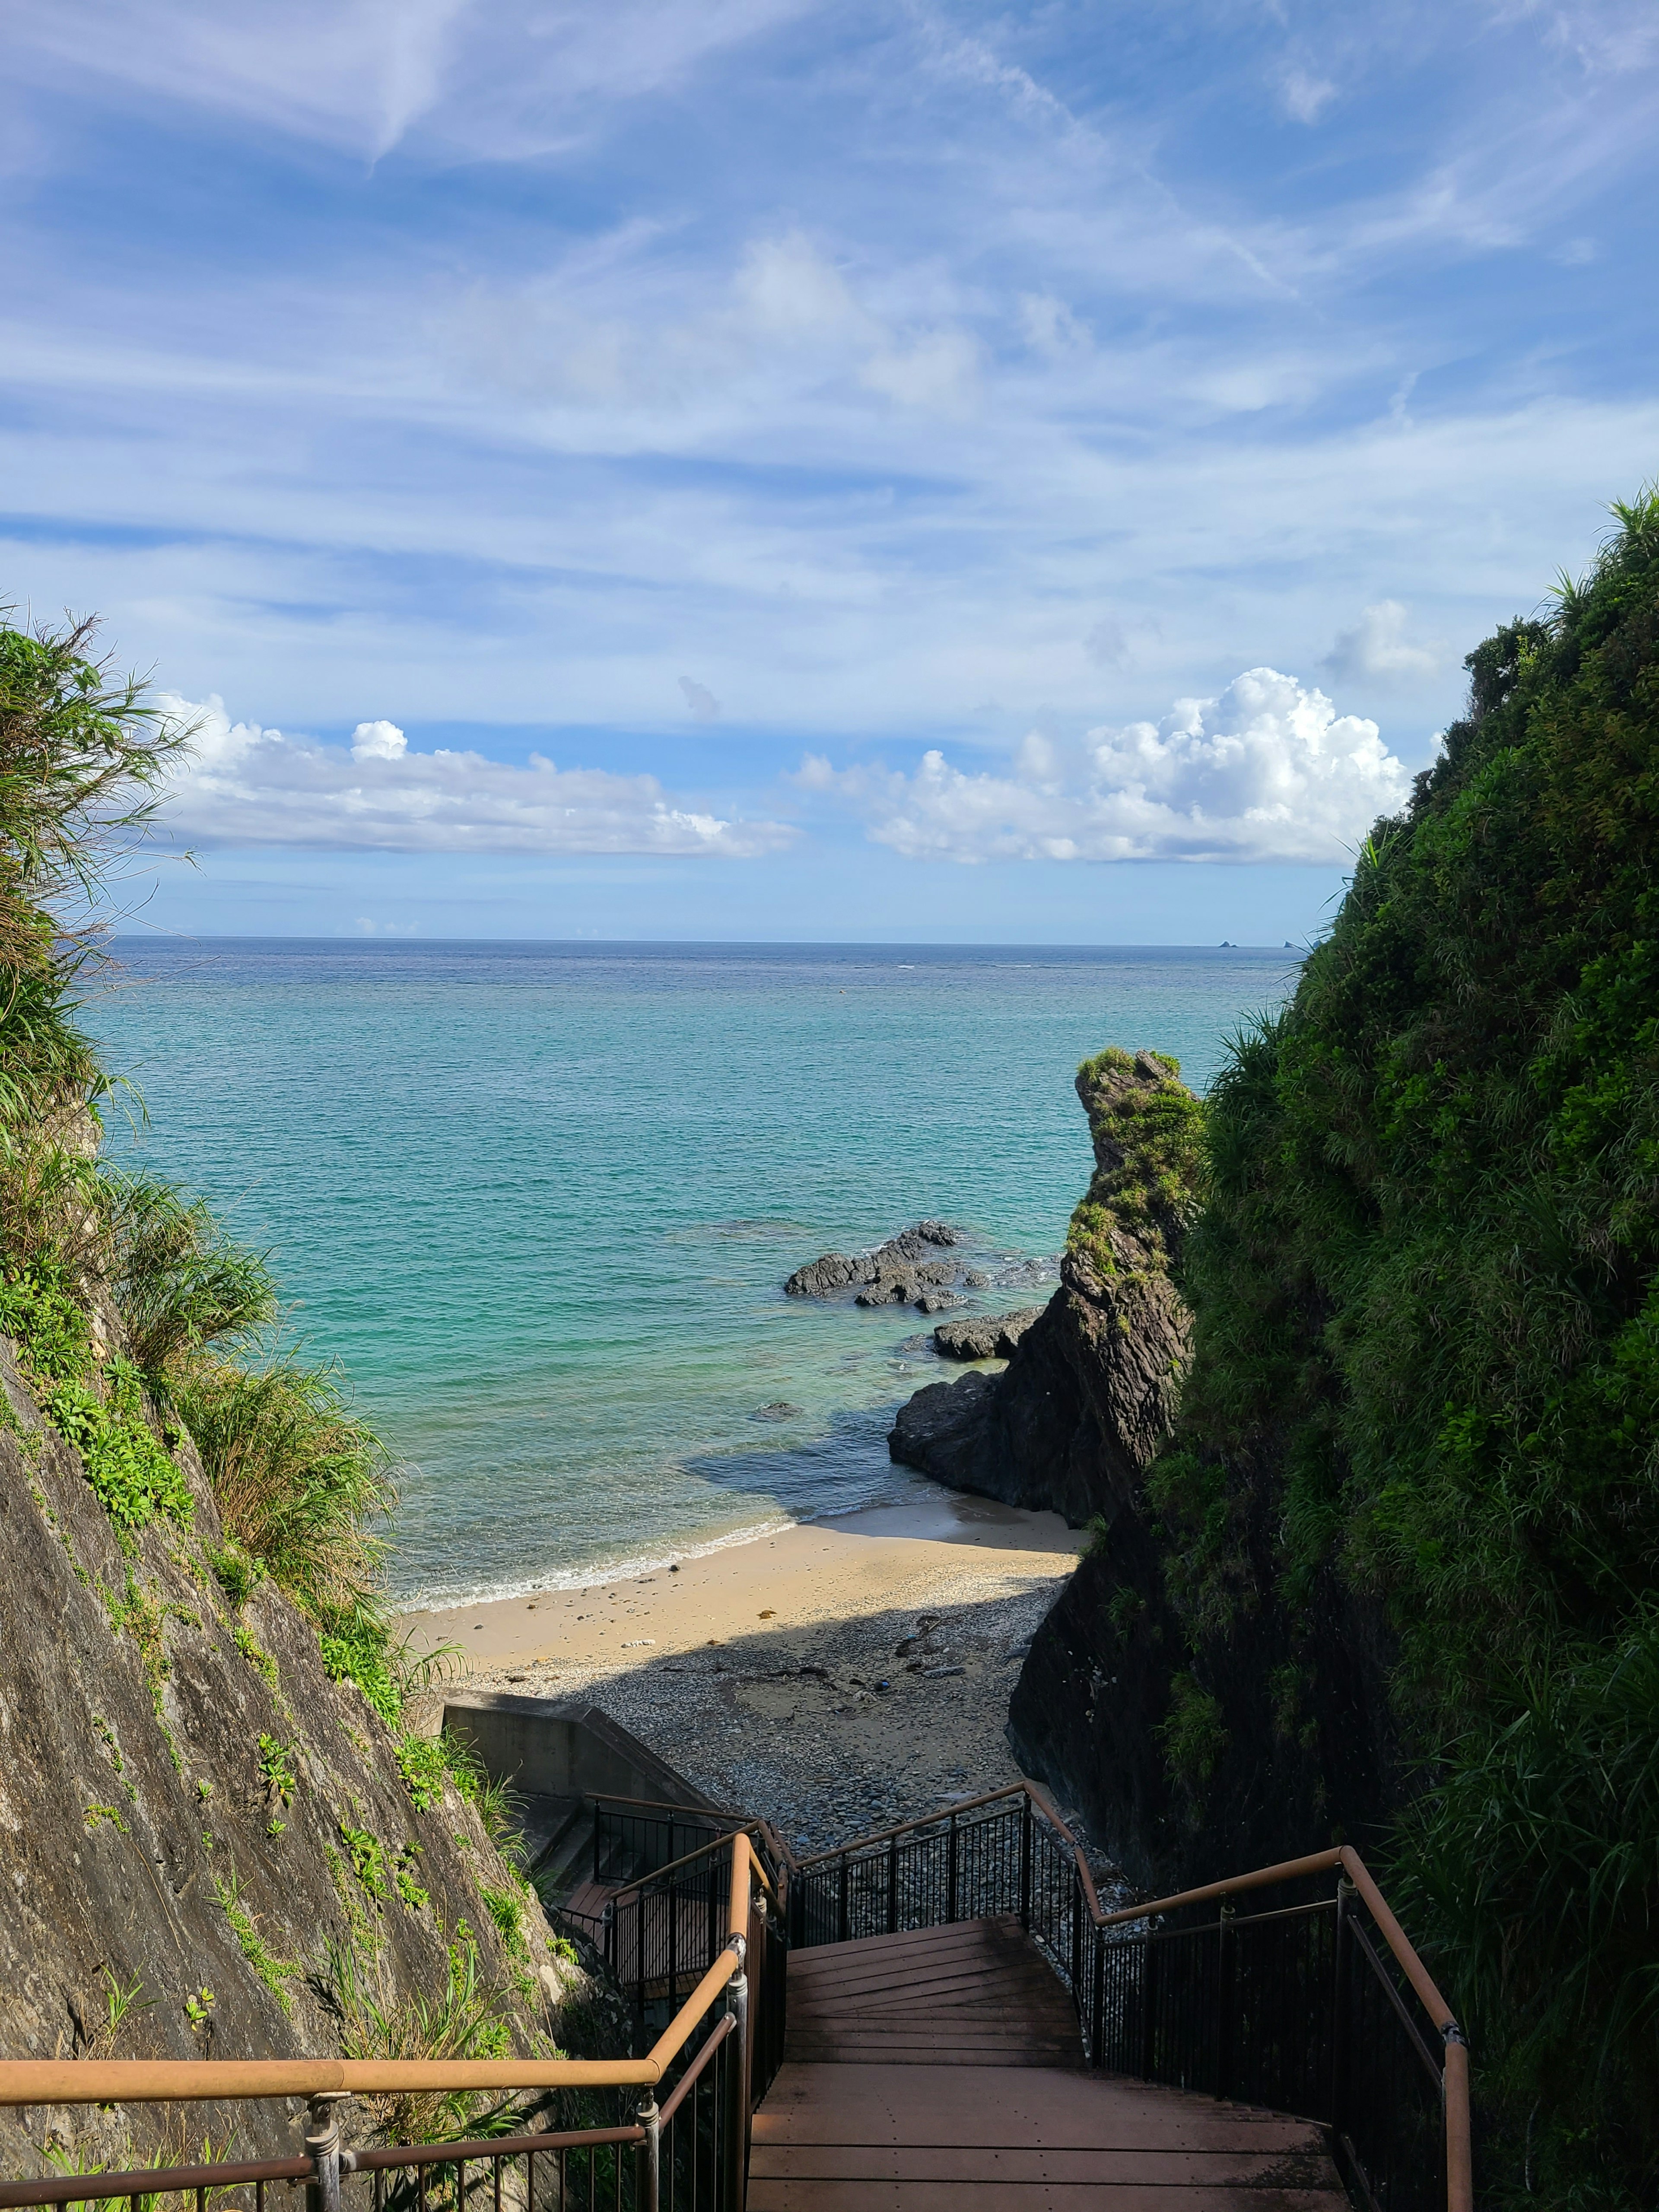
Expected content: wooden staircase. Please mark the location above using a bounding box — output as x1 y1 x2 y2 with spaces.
749 1920 1350 2209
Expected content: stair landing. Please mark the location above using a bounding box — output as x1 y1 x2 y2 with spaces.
750 1919 1349 2209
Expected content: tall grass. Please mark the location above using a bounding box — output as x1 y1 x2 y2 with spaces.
104 1174 277 1379
321 1931 521 2144
172 1357 394 1623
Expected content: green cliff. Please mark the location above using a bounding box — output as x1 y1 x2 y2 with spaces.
1013 491 1659 2204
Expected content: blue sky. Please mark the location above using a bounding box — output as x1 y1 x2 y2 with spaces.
5 0 1657 941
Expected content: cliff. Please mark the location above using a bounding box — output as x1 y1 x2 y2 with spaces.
0 1330 592 2180
904 496 1659 2196
887 1050 1195 1528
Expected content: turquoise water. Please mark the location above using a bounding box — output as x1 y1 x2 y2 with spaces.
89 941 1298 1606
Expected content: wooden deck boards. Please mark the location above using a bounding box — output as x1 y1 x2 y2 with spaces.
749 1919 1348 2210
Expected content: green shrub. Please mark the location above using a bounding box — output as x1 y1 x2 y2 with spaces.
323 1929 519 2144
1145 487 1659 2199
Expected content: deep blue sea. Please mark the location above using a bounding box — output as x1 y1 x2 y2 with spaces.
88 941 1299 1606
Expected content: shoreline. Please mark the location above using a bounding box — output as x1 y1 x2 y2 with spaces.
398 1489 1084 1853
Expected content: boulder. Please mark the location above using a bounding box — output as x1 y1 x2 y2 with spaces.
931 1308 1045 1360
785 1222 961 1298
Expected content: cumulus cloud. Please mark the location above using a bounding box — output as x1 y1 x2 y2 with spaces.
798 669 1409 864
1322 601 1446 686
679 676 721 721
156 694 791 857
350 718 407 759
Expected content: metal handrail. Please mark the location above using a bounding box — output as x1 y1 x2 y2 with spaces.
607 1825 780 1910
794 1786 1472 2212
0 1834 758 2113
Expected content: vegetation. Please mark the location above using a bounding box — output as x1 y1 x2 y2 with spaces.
1066 1046 1206 1280
322 1929 523 2145
0 608 422 1751
1146 490 1659 2202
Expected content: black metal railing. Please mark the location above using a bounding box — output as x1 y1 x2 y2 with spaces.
592 1802 741 1888
788 1789 1464 2212
600 1829 789 2113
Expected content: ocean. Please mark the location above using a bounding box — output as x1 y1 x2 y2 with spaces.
89 941 1299 1607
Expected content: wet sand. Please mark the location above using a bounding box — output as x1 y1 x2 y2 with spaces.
398 1492 1084 1855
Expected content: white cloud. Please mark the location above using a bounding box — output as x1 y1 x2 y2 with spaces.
679 677 721 721
350 717 407 759
157 694 791 856
1019 293 1091 357
800 669 1409 864
1323 601 1446 685
1281 68 1338 123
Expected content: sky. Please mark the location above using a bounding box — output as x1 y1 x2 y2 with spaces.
4 0 1657 942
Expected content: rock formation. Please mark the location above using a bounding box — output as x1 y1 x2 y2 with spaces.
930 1309 1044 1360
887 1051 1196 1529
785 1221 968 1311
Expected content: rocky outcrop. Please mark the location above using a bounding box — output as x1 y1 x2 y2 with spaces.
931 1309 1044 1360
887 1052 1196 1529
785 1220 961 1299
0 1339 597 2180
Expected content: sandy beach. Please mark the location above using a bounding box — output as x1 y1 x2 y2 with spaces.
399 1491 1084 1855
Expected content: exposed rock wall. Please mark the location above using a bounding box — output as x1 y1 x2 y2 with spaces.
1007 1484 1401 1890
888 1046 1399 1889
0 1342 590 2180
887 1051 1193 1529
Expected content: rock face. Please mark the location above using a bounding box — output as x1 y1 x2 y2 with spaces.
887 1052 1195 1529
0 1340 594 2180
931 1308 1046 1360
1006 1506 1399 1891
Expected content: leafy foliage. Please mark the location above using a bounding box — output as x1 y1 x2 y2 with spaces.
1149 489 1659 2200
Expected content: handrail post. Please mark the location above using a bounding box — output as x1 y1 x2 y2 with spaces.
724 1946 750 2212
1444 2027 1473 2212
887 1834 899 1935
837 1853 849 1944
303 2094 349 2212
1214 1904 1235 2101
1070 1866 1084 2001
1330 1875 1353 2135
1019 1795 1033 1931
947 1813 959 1925
668 1872 679 2011
636 2096 660 2212
1138 1923 1160 2081
1090 1926 1106 2071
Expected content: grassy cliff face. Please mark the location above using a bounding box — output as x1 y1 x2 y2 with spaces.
1152 495 1659 2202
0 616 608 2180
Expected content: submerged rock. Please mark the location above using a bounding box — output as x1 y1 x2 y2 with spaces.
785 1221 961 1299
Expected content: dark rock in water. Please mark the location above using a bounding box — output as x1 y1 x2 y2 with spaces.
914 1289 963 1315
749 1401 803 1421
963 1269 991 1289
785 1221 961 1298
932 1308 1044 1360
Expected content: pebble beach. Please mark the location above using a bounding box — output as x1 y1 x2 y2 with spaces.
400 1490 1083 1854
